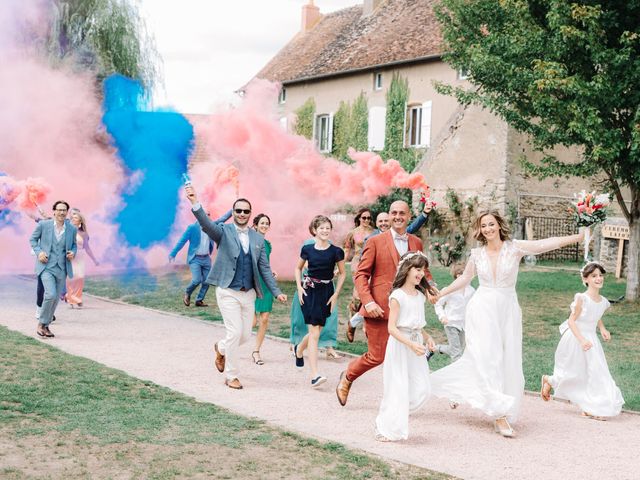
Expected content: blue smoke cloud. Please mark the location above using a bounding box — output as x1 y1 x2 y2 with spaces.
102 75 194 250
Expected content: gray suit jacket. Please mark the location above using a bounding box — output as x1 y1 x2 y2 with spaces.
193 206 282 298
29 219 78 278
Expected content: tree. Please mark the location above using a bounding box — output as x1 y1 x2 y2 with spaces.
435 0 640 301
46 0 160 89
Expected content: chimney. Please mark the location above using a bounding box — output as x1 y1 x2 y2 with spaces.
301 0 321 33
363 0 383 17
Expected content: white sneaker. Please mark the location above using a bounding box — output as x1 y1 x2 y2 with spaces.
311 376 327 388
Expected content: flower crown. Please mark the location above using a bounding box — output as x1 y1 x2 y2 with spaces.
579 261 604 276
397 251 429 269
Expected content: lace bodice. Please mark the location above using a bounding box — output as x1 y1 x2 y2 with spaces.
454 237 571 290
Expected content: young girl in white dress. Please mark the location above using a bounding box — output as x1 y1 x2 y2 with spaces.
375 251 437 442
541 262 624 418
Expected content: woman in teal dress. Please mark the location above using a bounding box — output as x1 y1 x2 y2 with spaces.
290 239 343 359
252 214 274 365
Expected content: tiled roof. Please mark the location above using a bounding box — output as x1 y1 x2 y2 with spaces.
254 0 443 84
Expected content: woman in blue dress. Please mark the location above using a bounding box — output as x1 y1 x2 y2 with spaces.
293 215 346 388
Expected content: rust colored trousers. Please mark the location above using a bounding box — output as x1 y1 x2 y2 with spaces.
346 318 389 382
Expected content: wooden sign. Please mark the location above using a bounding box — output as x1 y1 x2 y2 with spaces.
601 224 629 278
601 225 630 240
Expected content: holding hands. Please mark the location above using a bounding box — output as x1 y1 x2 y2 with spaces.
364 301 384 318
581 339 593 351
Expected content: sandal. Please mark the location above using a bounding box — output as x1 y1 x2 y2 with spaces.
374 433 392 442
326 349 343 360
252 351 265 365
540 375 552 402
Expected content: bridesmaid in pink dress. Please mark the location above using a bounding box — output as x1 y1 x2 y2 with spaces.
65 209 99 308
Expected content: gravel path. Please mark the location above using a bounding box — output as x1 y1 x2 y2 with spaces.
2 276 638 480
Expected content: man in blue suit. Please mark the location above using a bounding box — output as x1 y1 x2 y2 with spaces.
169 209 232 307
185 185 287 390
29 200 77 338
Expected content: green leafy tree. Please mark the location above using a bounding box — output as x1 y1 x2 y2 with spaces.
435 0 640 301
351 92 369 152
294 98 316 140
47 0 160 89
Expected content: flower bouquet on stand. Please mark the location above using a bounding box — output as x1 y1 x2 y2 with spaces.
569 191 611 261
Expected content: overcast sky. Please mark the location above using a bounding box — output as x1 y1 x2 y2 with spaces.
140 0 357 114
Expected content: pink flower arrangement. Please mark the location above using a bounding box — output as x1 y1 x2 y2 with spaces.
569 190 610 227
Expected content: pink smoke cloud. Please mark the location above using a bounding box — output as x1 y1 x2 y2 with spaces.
0 2 125 273
185 79 429 278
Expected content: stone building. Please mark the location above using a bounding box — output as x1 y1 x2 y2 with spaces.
248 0 630 267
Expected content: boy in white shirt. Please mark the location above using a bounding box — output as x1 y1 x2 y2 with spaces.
433 263 474 361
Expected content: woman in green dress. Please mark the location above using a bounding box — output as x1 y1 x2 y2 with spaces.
252 214 275 365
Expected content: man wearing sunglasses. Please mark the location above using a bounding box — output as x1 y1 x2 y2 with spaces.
185 185 287 390
29 200 77 338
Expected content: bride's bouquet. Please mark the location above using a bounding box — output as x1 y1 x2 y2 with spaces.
569 190 611 261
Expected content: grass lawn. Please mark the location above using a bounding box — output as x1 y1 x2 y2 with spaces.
85 263 640 411
0 326 451 480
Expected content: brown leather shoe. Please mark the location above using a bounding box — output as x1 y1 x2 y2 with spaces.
183 293 191 306
44 326 55 338
195 300 208 307
336 371 352 406
346 323 356 343
225 378 243 389
214 342 225 373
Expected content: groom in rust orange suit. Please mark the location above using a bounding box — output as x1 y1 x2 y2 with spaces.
336 200 436 406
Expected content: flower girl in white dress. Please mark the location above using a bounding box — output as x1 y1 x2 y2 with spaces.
541 262 624 418
375 252 437 442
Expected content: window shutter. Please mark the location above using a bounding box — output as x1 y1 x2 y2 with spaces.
368 106 386 151
312 114 318 148
420 100 432 147
402 102 408 147
327 113 334 153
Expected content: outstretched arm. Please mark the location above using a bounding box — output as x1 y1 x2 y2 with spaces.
169 227 191 258
438 255 476 298
213 209 232 224
407 202 432 235
514 230 585 256
83 234 99 265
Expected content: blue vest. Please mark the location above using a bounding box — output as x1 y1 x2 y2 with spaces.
228 246 254 291
45 231 67 278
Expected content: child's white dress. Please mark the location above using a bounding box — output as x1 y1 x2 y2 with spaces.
549 293 624 417
375 289 431 440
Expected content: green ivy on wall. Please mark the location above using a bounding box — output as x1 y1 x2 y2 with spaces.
332 92 369 162
294 98 315 140
366 72 422 214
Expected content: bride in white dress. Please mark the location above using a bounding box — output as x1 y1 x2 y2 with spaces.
430 210 585 437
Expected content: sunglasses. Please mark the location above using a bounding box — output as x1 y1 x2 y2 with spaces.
234 209 251 215
360 216 371 220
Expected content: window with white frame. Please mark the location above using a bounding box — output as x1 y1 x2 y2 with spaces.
404 101 432 148
457 67 470 80
373 72 383 90
278 87 287 104
314 114 333 153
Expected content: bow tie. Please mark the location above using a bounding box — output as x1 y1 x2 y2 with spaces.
394 233 408 242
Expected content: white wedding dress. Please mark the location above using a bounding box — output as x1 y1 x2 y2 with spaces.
549 293 624 416
431 238 563 423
